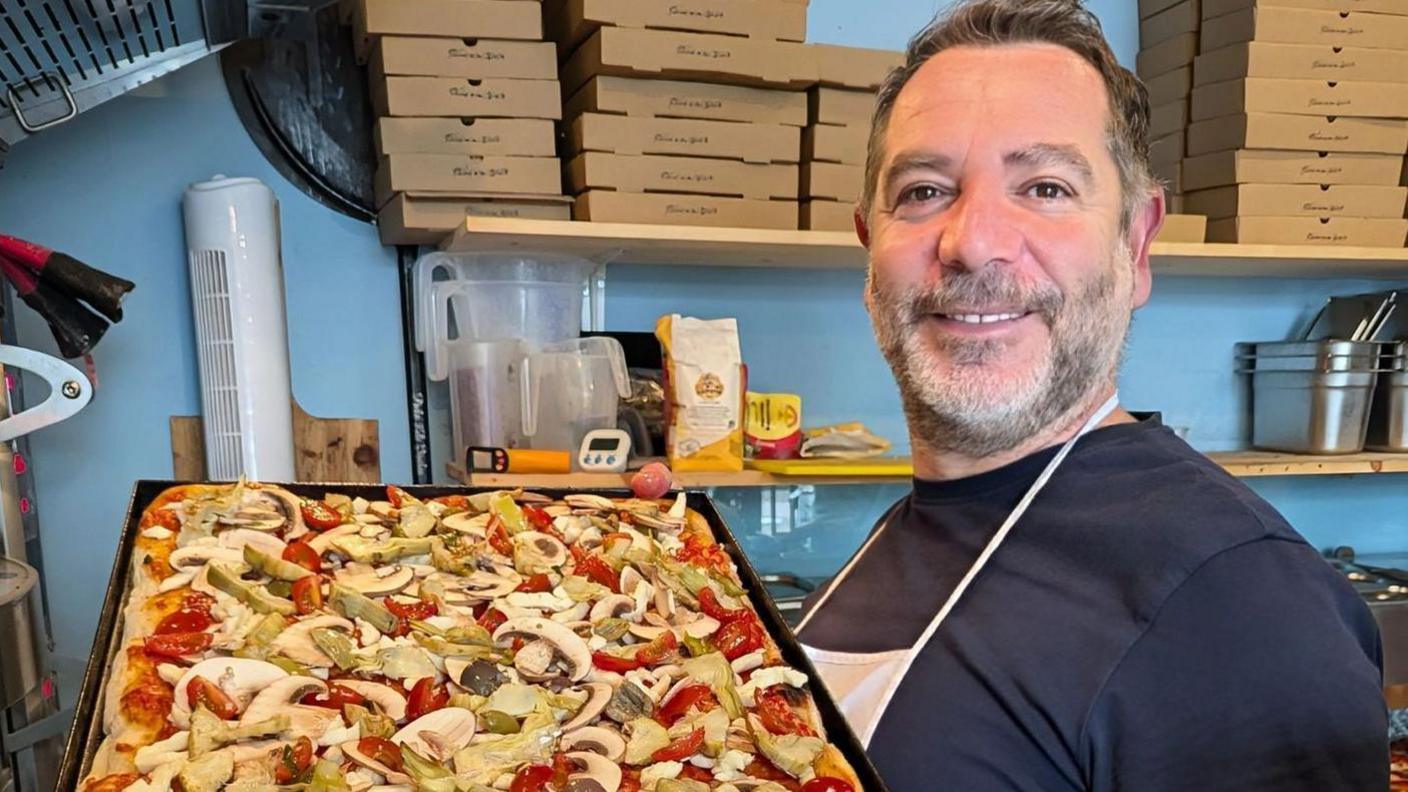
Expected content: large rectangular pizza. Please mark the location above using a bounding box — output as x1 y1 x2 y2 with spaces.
80 482 864 792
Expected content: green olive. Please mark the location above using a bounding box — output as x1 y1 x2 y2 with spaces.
478 709 520 735
265 580 293 598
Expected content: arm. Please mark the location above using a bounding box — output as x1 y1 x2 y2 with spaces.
1082 538 1388 792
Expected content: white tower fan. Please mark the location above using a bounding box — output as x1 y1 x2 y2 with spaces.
181 176 296 482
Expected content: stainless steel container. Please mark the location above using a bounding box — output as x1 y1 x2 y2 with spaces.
0 557 38 709
1367 343 1408 453
1243 340 1383 454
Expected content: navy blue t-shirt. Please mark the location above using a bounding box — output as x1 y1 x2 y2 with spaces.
798 416 1387 791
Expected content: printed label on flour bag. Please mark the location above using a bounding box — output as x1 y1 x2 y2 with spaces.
655 314 745 472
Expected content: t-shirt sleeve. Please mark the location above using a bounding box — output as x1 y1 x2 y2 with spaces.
1081 538 1388 792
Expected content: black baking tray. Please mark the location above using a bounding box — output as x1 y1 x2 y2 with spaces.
58 480 889 792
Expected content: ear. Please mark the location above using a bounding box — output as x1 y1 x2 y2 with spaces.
854 204 872 249
1125 190 1165 309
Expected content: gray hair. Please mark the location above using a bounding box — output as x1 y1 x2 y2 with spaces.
861 0 1159 229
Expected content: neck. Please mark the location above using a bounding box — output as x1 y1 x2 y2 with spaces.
910 386 1134 481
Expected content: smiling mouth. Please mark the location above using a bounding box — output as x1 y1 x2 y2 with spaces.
934 311 1031 325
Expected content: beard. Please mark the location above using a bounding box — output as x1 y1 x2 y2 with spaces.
867 246 1135 458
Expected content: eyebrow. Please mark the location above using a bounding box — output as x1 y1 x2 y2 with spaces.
879 152 954 205
1004 143 1094 183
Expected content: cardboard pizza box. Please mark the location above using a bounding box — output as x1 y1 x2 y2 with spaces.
374 155 563 207
1140 0 1187 19
560 26 813 96
378 192 572 245
1195 42 1408 86
803 124 869 166
1205 216 1408 246
1186 112 1408 156
567 112 800 164
1183 183 1408 219
1200 7 1408 53
1150 130 1186 169
372 37 557 80
1146 66 1194 107
809 87 876 128
1191 77 1408 121
1138 32 1199 80
1153 213 1208 242
801 162 864 202
1202 0 1408 19
370 75 562 119
810 44 904 91
800 200 856 231
573 190 797 228
565 151 799 200
564 76 808 126
1150 98 1191 139
353 0 542 59
1142 0 1201 48
1182 149 1407 191
1154 158 1183 195
549 0 809 54
376 118 558 157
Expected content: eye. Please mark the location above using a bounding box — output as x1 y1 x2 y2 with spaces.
1026 181 1072 201
896 184 944 206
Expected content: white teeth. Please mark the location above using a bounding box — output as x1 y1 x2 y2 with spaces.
946 312 1023 325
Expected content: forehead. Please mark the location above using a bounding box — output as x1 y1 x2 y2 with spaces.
885 43 1114 162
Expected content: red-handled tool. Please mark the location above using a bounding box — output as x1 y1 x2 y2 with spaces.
0 255 108 359
0 234 134 323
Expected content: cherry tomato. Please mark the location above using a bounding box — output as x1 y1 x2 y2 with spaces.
386 486 415 509
143 631 212 660
523 505 553 530
680 764 715 782
618 770 642 792
657 683 717 726
406 677 449 722
677 538 733 576
487 516 514 556
479 608 508 632
651 727 704 763
282 541 323 574
714 614 766 661
299 499 343 530
697 587 748 623
516 573 553 593
156 608 213 635
384 597 438 621
291 575 323 615
802 779 856 792
186 677 239 720
358 735 404 773
83 773 143 792
746 757 803 791
591 651 642 673
300 683 367 710
275 736 315 783
509 764 555 792
551 752 575 789
635 630 679 666
576 552 620 593
755 687 816 737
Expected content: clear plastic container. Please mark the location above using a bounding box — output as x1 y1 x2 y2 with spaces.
521 337 631 453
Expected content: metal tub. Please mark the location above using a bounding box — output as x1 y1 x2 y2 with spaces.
1251 369 1378 454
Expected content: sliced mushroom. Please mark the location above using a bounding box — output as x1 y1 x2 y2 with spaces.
241 676 338 733
492 617 592 682
454 571 521 600
679 614 720 639
561 682 613 732
369 501 397 519
517 491 554 504
512 639 558 681
561 726 626 763
565 494 616 512
627 623 671 642
590 595 637 624
341 740 413 785
168 545 245 570
619 568 646 598
391 707 477 762
654 585 677 620
333 565 414 597
269 615 355 667
216 529 287 557
563 751 622 792
333 679 408 721
667 493 687 520
446 658 509 697
603 680 654 724
306 524 361 555
441 511 489 535
170 658 290 728
550 602 592 625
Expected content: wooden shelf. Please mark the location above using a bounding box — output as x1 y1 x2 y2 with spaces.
1205 451 1408 478
443 218 1408 279
449 451 1408 488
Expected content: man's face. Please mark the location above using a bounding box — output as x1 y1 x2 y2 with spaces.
861 43 1160 457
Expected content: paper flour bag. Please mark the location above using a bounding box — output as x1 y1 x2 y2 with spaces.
655 314 745 472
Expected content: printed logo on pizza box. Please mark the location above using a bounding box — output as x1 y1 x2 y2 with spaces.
666 204 720 217
669 5 725 20
448 48 506 61
449 87 508 100
669 97 724 111
677 45 734 61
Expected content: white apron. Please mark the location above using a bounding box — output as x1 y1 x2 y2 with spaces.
796 396 1121 748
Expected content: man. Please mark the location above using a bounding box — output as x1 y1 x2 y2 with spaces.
794 1 1388 789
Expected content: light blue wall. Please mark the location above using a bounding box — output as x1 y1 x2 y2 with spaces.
0 1 1402 672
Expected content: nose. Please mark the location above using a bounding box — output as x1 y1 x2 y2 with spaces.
935 184 1024 274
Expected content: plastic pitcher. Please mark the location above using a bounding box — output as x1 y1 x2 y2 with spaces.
521 337 631 453
448 338 531 453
